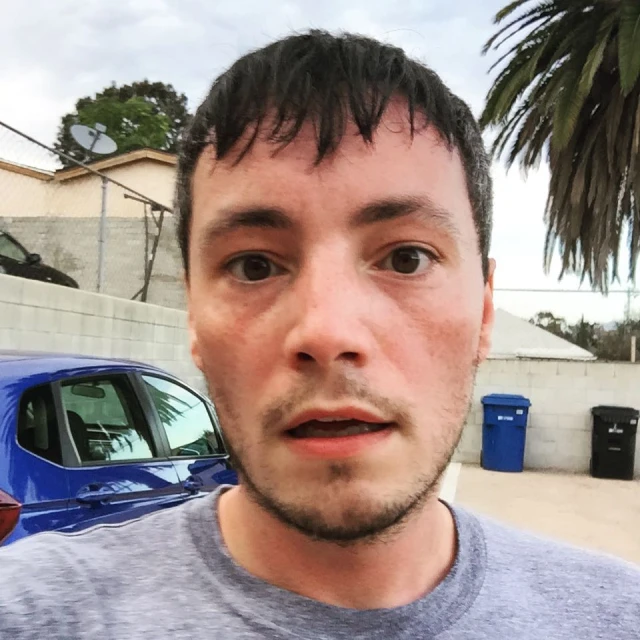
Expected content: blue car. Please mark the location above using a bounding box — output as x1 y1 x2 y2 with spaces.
0 350 237 546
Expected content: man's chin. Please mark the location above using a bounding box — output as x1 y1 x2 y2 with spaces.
241 475 436 545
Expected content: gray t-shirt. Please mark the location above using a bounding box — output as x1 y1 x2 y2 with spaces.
0 487 639 639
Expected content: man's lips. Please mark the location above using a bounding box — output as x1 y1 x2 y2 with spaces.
288 420 392 438
284 408 393 438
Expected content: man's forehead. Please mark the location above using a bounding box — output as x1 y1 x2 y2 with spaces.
194 101 444 177
190 107 472 243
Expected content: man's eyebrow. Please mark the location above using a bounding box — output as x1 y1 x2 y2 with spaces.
198 207 293 250
351 196 461 238
198 196 461 252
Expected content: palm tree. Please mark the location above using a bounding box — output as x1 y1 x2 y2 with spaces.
481 0 640 291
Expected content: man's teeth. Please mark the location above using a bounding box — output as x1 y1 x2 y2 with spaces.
316 417 354 423
290 420 388 438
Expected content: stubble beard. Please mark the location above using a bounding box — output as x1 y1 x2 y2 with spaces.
207 370 474 546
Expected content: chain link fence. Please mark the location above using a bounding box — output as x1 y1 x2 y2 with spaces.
0 121 185 309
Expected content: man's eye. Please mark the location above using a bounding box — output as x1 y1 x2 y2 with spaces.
225 254 283 282
377 247 433 275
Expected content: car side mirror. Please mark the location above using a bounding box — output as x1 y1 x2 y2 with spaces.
26 253 41 265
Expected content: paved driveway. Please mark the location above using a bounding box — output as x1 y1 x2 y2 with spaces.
453 465 640 565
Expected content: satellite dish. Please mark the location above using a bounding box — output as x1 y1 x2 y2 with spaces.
70 123 118 155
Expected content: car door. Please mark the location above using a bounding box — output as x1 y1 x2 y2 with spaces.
137 374 237 497
55 372 187 532
2 383 70 545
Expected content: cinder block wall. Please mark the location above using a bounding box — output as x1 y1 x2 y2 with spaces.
0 215 186 309
0 274 201 391
3 275 640 476
455 359 640 476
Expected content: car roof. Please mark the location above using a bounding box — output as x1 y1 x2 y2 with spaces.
0 350 169 382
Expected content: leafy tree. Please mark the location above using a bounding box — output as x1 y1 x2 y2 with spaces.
530 310 571 339
481 0 640 291
54 80 190 167
571 315 598 352
529 310 640 361
593 320 638 361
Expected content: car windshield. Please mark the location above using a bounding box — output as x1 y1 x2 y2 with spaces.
0 233 27 262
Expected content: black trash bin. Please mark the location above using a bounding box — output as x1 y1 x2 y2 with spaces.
590 406 639 480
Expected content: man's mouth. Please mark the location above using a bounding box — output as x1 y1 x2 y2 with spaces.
287 419 392 439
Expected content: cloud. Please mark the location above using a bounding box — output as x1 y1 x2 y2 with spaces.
0 0 504 142
0 0 626 321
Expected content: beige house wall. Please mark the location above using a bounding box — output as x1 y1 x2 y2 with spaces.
50 161 175 218
0 152 175 219
0 165 51 217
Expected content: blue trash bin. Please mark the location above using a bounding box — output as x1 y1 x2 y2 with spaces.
481 394 531 472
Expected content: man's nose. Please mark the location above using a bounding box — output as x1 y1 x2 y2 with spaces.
282 257 376 371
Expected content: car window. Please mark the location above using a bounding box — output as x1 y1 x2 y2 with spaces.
142 375 223 457
0 233 27 262
17 385 62 465
60 376 157 464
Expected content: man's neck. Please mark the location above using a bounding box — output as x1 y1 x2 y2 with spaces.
217 486 457 610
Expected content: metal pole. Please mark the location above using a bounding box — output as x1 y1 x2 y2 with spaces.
142 203 150 302
632 336 637 363
97 177 108 293
142 208 165 302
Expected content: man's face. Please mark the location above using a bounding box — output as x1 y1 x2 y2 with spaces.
187 105 495 542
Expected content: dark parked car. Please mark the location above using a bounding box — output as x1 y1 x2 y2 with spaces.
0 230 79 288
0 351 238 546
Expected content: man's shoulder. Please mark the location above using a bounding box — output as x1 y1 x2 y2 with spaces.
0 529 103 638
0 497 207 602
0 511 159 592
0 497 213 638
476 509 639 571
0 494 228 638
467 507 640 607
1 495 207 571
444 506 640 638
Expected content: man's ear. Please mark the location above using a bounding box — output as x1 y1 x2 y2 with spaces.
185 274 204 372
476 258 496 364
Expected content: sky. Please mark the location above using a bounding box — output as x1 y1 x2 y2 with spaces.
1 0 638 323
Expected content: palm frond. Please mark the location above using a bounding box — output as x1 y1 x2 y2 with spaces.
482 8 597 133
550 15 613 147
484 3 559 56
495 0 535 23
577 15 616 98
619 0 640 94
487 18 557 75
483 0 640 290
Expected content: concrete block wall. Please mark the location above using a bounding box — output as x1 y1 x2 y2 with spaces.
455 359 640 476
0 215 186 310
0 274 201 391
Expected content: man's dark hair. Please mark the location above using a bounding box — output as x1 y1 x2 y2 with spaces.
175 30 492 277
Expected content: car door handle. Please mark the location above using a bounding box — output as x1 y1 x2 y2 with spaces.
76 484 117 506
183 477 204 494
